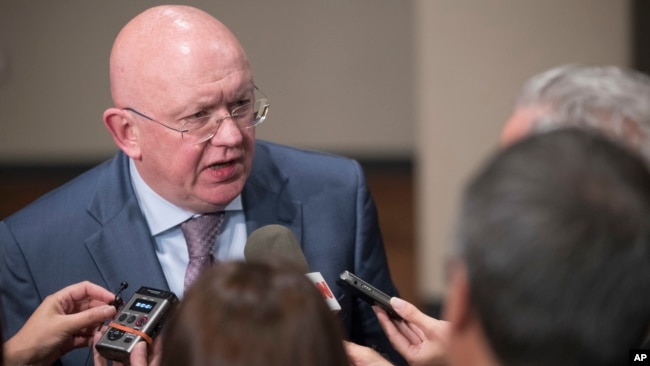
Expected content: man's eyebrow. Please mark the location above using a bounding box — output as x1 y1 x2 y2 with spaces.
232 86 255 99
183 84 254 113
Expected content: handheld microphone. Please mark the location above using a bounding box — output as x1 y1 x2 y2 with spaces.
244 224 309 273
244 225 341 312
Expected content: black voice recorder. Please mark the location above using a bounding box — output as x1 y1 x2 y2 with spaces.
337 270 402 320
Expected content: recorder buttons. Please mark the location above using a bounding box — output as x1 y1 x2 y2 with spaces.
135 316 148 327
106 328 125 341
118 313 128 322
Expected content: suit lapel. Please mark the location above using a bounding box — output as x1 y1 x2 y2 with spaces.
243 141 303 243
84 153 169 296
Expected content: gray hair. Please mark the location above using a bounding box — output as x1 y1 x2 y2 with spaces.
516 64 650 161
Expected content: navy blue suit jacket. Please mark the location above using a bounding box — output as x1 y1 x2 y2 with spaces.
0 140 404 365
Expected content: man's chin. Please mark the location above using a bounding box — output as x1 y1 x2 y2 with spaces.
193 193 240 213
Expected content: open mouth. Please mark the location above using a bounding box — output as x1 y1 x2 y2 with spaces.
208 160 235 170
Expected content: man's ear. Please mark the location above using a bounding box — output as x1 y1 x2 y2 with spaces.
444 260 472 330
103 108 142 160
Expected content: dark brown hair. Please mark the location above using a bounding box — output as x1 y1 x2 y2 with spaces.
162 260 349 366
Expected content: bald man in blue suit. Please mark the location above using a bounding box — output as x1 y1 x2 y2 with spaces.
0 5 403 366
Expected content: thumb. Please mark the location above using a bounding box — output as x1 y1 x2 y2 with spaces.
390 297 432 328
129 341 150 366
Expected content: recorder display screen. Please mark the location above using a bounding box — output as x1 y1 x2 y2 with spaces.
129 299 156 313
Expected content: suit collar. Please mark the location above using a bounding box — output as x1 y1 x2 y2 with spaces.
82 143 304 296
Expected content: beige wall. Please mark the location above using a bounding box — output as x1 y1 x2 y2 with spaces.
0 1 632 302
0 0 413 163
415 0 630 302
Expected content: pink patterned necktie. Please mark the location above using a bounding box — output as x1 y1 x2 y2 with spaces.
181 212 225 291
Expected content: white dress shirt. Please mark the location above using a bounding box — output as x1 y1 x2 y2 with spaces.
129 160 247 298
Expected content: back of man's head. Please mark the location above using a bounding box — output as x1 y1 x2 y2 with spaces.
502 64 650 160
456 127 650 366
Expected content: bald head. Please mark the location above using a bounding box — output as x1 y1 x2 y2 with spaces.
102 5 257 214
109 5 251 109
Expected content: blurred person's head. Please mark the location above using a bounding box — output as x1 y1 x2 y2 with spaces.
102 5 266 214
162 260 349 366
445 127 650 366
501 65 650 160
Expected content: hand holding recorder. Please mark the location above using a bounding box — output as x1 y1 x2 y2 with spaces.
93 332 162 366
3 281 116 366
373 297 450 366
336 272 450 366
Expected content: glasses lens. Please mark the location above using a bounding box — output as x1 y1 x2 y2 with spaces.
249 87 269 128
233 89 270 128
252 98 269 127
180 115 213 144
184 88 270 143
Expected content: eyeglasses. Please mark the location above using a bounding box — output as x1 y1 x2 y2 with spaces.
124 87 269 144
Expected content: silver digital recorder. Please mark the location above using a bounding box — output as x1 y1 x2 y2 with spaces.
95 286 179 362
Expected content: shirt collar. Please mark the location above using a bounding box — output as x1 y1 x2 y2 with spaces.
129 159 243 236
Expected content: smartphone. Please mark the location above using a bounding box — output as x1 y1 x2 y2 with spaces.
337 270 402 320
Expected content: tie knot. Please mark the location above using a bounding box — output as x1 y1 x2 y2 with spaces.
181 212 225 258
